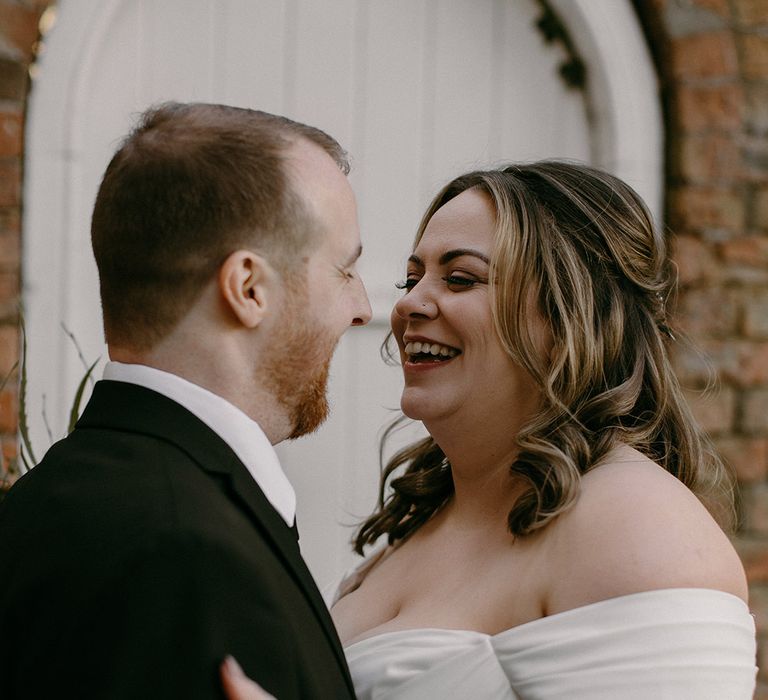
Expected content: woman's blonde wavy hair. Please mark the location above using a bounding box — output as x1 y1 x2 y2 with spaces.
354 161 734 554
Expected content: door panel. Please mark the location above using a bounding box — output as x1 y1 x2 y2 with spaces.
25 0 607 587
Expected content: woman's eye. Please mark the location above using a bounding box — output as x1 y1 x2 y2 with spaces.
394 278 419 292
442 275 477 290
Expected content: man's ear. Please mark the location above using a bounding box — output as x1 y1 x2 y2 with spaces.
218 250 276 328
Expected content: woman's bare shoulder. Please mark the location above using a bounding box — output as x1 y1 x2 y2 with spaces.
542 445 748 614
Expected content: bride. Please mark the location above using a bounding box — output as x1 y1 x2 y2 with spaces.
224 161 757 698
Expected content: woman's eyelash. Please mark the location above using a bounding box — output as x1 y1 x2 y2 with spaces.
442 275 476 288
394 275 481 292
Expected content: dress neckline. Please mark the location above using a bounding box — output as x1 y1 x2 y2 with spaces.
343 586 751 650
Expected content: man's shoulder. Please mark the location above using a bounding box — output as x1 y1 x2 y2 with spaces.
3 429 230 538
0 446 282 586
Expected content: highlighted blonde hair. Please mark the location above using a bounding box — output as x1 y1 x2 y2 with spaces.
355 161 733 553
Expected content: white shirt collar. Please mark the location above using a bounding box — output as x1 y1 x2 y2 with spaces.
102 361 296 527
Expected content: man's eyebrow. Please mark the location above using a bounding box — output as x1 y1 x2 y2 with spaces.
342 245 363 267
407 249 490 267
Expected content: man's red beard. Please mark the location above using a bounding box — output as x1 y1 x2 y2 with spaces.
284 354 332 439
260 281 337 439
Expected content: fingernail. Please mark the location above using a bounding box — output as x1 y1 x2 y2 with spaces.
224 655 244 677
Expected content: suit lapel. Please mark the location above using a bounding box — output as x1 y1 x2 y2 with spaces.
224 463 352 676
76 381 354 693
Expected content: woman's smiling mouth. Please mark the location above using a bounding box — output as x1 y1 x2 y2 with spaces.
404 340 461 364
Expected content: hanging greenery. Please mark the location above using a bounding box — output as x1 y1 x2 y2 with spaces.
534 0 588 91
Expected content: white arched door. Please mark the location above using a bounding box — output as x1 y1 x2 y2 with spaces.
23 0 660 587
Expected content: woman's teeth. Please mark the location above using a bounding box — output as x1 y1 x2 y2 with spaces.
404 341 459 359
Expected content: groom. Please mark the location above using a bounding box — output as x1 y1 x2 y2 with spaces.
0 103 370 698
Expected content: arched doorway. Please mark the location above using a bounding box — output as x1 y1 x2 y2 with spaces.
23 0 661 586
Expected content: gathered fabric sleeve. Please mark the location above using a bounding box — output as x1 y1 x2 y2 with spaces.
494 588 757 700
345 588 757 700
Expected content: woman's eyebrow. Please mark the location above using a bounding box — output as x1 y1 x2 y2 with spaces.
439 248 490 265
407 249 490 267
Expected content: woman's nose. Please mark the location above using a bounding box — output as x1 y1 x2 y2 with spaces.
393 280 439 320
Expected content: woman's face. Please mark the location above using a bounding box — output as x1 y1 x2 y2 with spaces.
391 187 542 427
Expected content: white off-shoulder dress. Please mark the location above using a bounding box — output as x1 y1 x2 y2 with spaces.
331 551 758 699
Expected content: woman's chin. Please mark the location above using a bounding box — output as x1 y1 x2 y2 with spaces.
400 396 427 421
400 404 423 421
400 394 452 423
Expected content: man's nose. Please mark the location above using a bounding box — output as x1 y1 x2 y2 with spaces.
351 279 372 326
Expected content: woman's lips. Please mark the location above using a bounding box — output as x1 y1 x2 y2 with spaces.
400 338 461 372
402 353 459 372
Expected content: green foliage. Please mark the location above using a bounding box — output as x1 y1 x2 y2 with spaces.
534 0 588 90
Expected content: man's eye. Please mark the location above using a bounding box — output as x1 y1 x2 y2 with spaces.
395 278 419 292
442 275 477 290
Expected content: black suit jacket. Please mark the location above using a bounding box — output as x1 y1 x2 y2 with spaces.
0 380 355 699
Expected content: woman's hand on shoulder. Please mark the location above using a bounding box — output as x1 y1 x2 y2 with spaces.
543 451 748 614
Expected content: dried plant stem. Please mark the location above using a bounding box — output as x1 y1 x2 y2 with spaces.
18 321 36 471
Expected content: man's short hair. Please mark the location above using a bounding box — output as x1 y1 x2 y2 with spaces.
91 102 349 350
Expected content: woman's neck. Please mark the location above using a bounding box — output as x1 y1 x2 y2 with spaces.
425 413 529 531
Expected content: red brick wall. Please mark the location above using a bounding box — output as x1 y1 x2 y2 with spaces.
0 0 52 477
635 0 768 693
1 0 767 688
